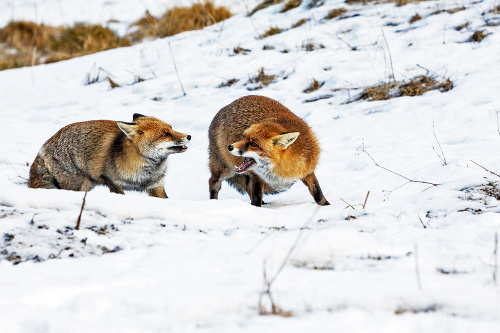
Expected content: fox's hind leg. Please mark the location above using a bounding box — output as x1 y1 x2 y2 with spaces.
301 172 330 206
249 175 264 207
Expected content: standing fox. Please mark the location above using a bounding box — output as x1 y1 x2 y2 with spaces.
208 95 329 207
28 114 191 198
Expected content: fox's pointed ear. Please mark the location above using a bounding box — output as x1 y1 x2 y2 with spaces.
272 132 299 149
117 121 139 139
133 113 147 121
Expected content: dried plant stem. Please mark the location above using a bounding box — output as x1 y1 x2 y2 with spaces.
363 191 370 209
168 39 186 97
75 192 88 230
340 197 356 210
471 160 500 178
432 121 447 166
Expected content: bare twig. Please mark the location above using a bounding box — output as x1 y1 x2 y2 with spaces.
431 121 447 166
359 146 440 187
363 191 370 209
4 155 28 181
415 244 422 290
471 160 500 178
416 213 427 229
75 192 88 230
340 197 356 210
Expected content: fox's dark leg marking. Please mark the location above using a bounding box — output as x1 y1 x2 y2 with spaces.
302 172 330 206
148 186 168 199
209 171 223 199
102 176 125 195
249 175 264 207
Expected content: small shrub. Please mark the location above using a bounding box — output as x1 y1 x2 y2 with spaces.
325 8 347 20
0 21 56 49
469 30 487 42
280 0 302 13
303 79 324 93
249 0 284 16
409 13 422 23
260 26 285 39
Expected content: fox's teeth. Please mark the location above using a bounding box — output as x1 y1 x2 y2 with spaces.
235 157 256 173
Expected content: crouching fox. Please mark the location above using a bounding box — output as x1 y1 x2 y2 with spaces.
208 95 330 207
28 113 191 198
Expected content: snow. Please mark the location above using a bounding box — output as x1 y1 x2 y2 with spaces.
1 0 500 331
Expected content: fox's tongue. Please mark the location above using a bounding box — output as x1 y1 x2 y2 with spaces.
235 157 256 173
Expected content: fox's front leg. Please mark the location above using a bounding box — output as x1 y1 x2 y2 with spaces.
148 186 168 199
249 175 264 207
301 172 330 206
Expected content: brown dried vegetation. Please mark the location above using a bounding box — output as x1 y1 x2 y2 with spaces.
355 75 453 102
325 8 347 20
280 0 302 13
469 30 487 43
250 0 285 16
247 67 276 90
303 79 324 93
409 13 422 23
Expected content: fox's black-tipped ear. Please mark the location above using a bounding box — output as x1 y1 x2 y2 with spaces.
133 113 147 121
117 121 139 139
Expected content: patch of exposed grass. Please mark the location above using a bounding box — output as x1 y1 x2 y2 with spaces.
291 18 308 28
455 22 470 31
354 75 453 102
489 5 500 14
409 13 422 23
249 0 284 16
280 0 302 13
395 304 441 315
233 46 251 55
307 0 324 8
325 8 347 20
217 78 238 88
302 41 325 51
129 1 232 41
260 26 285 39
469 30 487 42
303 79 324 93
247 67 276 90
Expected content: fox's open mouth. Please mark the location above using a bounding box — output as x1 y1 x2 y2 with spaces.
169 145 188 153
235 157 256 173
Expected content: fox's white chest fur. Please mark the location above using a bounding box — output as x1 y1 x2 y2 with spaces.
252 162 297 192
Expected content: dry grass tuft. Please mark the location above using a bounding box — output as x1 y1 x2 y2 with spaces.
409 13 422 23
249 0 284 16
325 8 347 20
303 79 324 93
260 26 285 38
302 41 325 51
469 30 487 43
233 46 251 55
291 18 308 28
307 0 325 8
247 67 276 90
129 1 232 41
455 22 470 31
217 78 238 88
280 0 302 13
489 5 500 14
355 75 453 102
0 21 56 49
396 0 431 6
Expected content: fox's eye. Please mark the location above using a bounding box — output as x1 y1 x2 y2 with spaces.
249 142 258 148
163 132 170 137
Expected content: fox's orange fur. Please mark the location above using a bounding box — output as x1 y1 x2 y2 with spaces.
28 114 190 198
208 95 329 206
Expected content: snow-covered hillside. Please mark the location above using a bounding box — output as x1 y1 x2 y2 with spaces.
1 0 500 332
